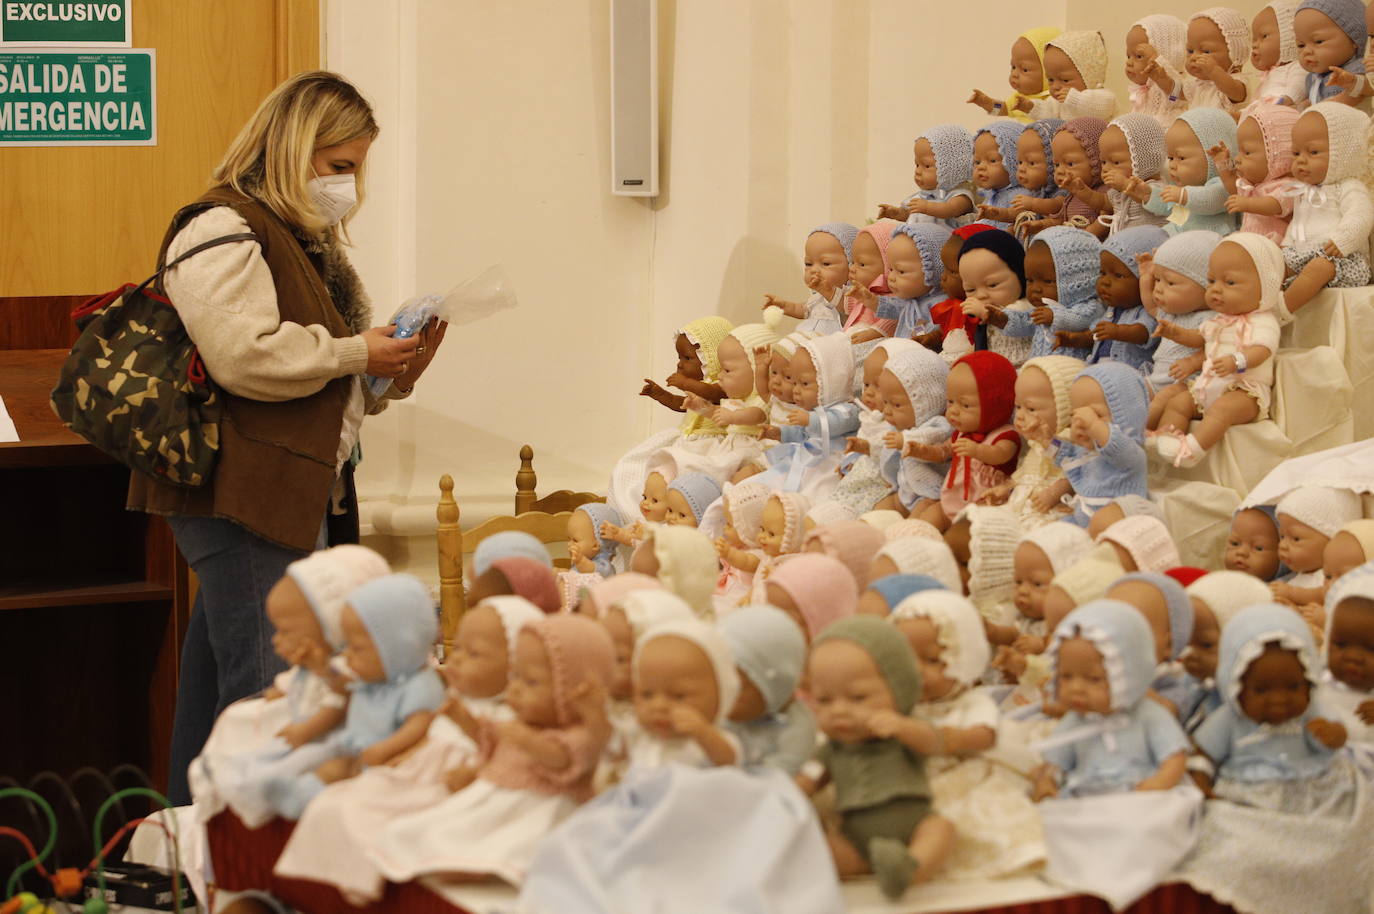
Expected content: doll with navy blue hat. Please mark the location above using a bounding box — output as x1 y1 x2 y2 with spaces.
877 124 977 229
971 121 1029 230
1002 226 1103 361
1057 225 1165 373
1142 108 1240 236
1043 361 1150 528
954 227 1033 366
719 605 816 775
763 223 857 334
876 223 953 341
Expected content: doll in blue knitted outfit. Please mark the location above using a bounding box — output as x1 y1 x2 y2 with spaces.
1002 226 1103 361
1177 603 1374 914
756 333 858 501
1294 0 1367 106
877 124 977 229
797 615 956 900
874 223 953 341
1043 361 1150 527
719 605 816 775
1141 231 1217 423
1142 108 1239 236
970 121 1028 230
979 119 1067 227
1056 225 1165 373
874 347 951 516
764 223 857 335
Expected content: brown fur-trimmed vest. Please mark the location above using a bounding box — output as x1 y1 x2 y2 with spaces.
127 186 358 552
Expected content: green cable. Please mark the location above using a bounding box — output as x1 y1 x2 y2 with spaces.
0 787 58 899
90 788 181 914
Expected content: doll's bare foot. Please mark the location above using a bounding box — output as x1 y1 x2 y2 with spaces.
444 764 479 793
1283 257 1336 314
825 828 871 879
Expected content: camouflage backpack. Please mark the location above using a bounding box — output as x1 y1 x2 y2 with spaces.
50 231 259 488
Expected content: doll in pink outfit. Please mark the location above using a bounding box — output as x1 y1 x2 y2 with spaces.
369 614 615 887
1208 103 1302 243
846 220 903 342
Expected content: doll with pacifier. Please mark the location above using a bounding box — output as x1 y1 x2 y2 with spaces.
1174 8 1253 114
797 616 956 899
1045 361 1151 527
830 340 914 516
843 220 902 340
1210 103 1302 243
889 590 1047 880
1279 101 1374 317
639 316 732 428
1028 118 1111 238
744 491 811 604
1225 505 1287 581
765 552 860 645
1151 233 1285 469
872 223 952 342
1003 228 1103 362
720 605 817 774
928 222 997 358
1020 31 1118 121
1141 231 1219 417
367 614 614 887
713 480 771 603
911 352 1021 532
1071 225 1166 372
260 574 446 822
758 334 859 500
968 27 1061 122
1246 1 1309 109
763 224 856 334
1097 114 1169 234
1177 603 1374 914
803 518 887 595
272 594 544 903
877 125 977 229
971 122 1029 230
630 523 720 619
1270 484 1363 611
1177 571 1274 730
191 544 390 825
1142 108 1239 236
954 229 1034 366
998 357 1083 529
1294 0 1368 106
1031 600 1199 911
874 347 952 517
1319 562 1374 748
1124 14 1190 127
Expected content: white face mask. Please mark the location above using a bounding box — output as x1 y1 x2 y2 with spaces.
308 172 358 226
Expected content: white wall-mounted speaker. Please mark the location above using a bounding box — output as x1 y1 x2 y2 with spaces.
610 0 658 197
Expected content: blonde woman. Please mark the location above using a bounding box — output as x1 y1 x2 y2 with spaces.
129 71 445 804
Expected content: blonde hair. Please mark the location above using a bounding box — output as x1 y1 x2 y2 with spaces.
212 71 378 241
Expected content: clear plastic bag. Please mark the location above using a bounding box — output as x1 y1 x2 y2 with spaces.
367 264 518 395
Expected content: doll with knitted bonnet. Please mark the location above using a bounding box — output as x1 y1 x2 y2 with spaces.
721 605 817 774
560 504 624 611
1045 361 1151 527
469 556 561 615
804 519 887 596
999 119 1071 226
1270 484 1363 609
639 315 731 427
911 352 1022 532
367 614 613 887
190 545 389 825
1294 0 1368 106
1096 114 1169 235
870 223 953 342
968 26 1061 121
877 125 977 228
858 573 946 617
1141 231 1219 414
1142 108 1239 237
1000 356 1083 529
870 538 964 595
1177 604 1374 914
1151 233 1285 469
875 346 952 517
1022 31 1118 121
1031 600 1199 911
954 229 1034 366
1210 103 1302 243
1106 570 1195 714
713 480 770 603
766 553 860 644
1026 118 1110 238
843 220 902 340
1068 225 1167 372
1177 571 1273 729
797 616 956 899
759 334 859 500
830 340 912 516
1002 227 1103 362
1125 14 1189 128
1247 1 1309 109
971 122 1029 230
1171 8 1254 114
1319 562 1374 747
889 590 1047 880
763 332 807 427
745 491 811 604
763 224 856 334
664 472 721 528
942 505 1021 622
1279 101 1374 317
630 523 720 619
271 595 544 903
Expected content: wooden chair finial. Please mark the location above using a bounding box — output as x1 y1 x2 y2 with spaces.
436 473 465 650
515 445 537 515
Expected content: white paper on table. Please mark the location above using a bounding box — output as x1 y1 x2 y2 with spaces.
0 394 18 442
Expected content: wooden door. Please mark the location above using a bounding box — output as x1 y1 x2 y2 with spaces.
0 0 320 298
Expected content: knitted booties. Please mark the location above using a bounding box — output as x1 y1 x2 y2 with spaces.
1151 431 1205 468
263 772 325 821
868 837 919 900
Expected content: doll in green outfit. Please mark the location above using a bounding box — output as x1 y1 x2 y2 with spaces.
796 616 955 900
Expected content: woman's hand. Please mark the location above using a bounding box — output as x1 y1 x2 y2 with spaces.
363 324 418 378
391 317 447 391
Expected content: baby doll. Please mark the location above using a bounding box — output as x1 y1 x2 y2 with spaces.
1247 1 1309 109
764 224 856 334
745 491 811 604
1036 551 1128 653
1210 104 1302 243
1031 117 1110 238
1271 485 1363 609
764 333 805 427
804 519 888 595
1046 361 1151 527
1142 108 1240 236
843 220 902 338
272 594 543 903
1001 356 1083 530
263 574 446 821
577 572 661 619
1003 227 1103 361
859 573 948 616
798 616 956 899
1124 14 1189 128
1002 118 1069 227
713 480 770 602
1151 234 1285 468
1319 563 1374 746
947 505 1022 620
1294 0 1367 106
1097 515 1181 574
807 501 859 529
889 590 1047 880
1106 571 1196 714
664 472 722 528
1225 505 1287 581
928 223 997 359
1142 231 1219 411
1177 604 1374 914
1324 519 1374 587
560 504 624 611
870 537 964 594
1077 225 1166 372
639 316 732 434
972 122 1029 230
1023 31 1119 121
469 556 561 615
602 467 672 549
911 352 1021 530
191 545 388 824
368 614 614 887
1178 570 1273 729
761 335 860 500
873 223 953 341
968 26 1061 122
1279 102 1374 317
1175 8 1253 115
766 553 860 644
954 229 1033 366
1097 114 1169 234
720 605 816 774
472 532 552 581
831 340 912 517
1083 492 1167 540
875 347 952 516
877 124 977 229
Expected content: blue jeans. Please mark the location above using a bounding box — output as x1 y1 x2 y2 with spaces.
164 515 320 805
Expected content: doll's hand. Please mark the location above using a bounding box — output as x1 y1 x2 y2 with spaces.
1296 602 1326 632
962 298 990 320
1327 66 1360 93
1013 633 1047 655
1102 166 1131 192
1153 318 1176 341
316 756 359 783
640 379 673 403
1061 173 1088 196
1224 194 1256 214
906 198 930 216
1092 320 1119 341
1159 185 1185 205
786 409 809 426
1207 142 1235 176
1322 240 1344 258
665 371 695 391
1071 405 1101 441
710 407 736 426
1169 354 1204 380
993 646 1028 678
968 88 998 113
1030 764 1059 802
1268 580 1294 604
444 765 477 794
850 283 877 309
600 520 622 542
1029 486 1061 514
683 392 711 414
978 482 1013 506
1307 718 1348 749
715 537 733 559
1030 305 1055 326
864 709 909 739
845 436 870 456
1357 699 1374 725
277 721 314 749
669 704 710 738
1211 355 1238 377
1187 52 1220 80
951 437 980 459
877 203 909 220
883 430 904 450
1052 330 1075 351
905 440 944 462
